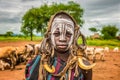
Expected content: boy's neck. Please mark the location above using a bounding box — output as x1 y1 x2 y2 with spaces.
55 50 70 61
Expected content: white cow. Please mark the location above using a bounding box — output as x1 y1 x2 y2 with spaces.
84 47 95 60
93 47 105 62
113 47 119 52
84 47 105 62
104 47 109 53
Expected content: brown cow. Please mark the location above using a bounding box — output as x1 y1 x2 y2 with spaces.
0 46 16 70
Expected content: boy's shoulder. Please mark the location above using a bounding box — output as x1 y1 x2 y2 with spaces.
25 55 41 80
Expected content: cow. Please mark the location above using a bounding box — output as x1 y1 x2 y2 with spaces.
0 46 16 70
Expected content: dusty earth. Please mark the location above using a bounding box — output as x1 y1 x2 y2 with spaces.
0 41 120 80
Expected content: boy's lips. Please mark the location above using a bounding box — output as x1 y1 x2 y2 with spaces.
57 45 67 49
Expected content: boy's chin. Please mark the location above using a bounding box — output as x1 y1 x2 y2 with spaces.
55 47 69 53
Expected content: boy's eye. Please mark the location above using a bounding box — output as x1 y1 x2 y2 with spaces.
53 32 60 37
66 32 72 37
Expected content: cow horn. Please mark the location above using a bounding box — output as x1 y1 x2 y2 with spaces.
43 62 55 73
78 57 96 70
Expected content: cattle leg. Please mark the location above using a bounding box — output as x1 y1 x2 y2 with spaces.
9 52 16 70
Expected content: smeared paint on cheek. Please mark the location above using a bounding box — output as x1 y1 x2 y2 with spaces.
66 26 74 49
51 29 56 47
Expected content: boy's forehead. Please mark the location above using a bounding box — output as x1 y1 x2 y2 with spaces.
52 16 74 28
50 13 75 33
51 20 74 32
53 14 74 23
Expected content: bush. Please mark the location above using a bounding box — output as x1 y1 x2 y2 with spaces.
101 25 119 39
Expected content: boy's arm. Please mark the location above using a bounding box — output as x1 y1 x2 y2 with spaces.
82 69 92 80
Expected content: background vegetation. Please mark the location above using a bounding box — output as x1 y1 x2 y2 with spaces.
0 1 120 49
0 36 119 49
21 1 84 41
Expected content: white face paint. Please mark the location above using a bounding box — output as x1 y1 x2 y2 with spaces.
51 17 74 51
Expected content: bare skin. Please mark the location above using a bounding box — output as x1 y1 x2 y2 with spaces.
55 49 70 61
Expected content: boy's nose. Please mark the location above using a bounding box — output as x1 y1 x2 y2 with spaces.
59 34 66 41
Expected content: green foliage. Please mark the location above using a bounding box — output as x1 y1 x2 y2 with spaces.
21 1 84 40
21 7 41 40
0 36 119 49
86 39 120 49
77 38 120 49
0 36 43 41
101 25 119 39
5 31 14 37
89 27 98 33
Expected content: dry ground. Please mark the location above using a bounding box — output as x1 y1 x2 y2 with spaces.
0 41 120 80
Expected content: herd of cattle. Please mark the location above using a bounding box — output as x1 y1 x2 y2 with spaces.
84 46 119 62
0 43 119 71
0 43 41 71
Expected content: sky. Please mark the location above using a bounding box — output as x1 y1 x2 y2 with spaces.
0 0 120 36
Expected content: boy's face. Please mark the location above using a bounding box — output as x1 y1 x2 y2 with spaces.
51 16 74 52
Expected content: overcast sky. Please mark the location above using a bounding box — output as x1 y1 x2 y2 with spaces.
0 0 120 36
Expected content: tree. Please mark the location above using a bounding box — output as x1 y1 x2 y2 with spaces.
21 1 84 41
5 31 14 37
21 7 40 41
101 25 119 39
89 27 99 33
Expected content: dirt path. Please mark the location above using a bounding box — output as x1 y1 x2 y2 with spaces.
0 41 120 80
